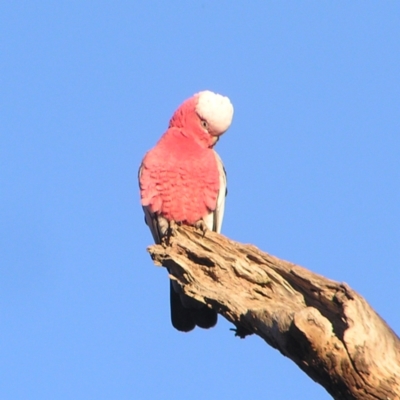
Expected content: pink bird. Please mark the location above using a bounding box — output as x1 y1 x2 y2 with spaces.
139 90 234 332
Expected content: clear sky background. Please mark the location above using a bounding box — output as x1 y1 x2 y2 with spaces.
1 2 399 399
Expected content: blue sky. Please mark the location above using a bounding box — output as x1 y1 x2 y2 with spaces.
1 2 399 399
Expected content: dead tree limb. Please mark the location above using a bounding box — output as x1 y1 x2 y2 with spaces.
148 225 400 400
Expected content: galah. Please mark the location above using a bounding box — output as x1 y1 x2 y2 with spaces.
139 90 233 332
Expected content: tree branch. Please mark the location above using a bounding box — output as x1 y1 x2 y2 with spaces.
148 225 400 400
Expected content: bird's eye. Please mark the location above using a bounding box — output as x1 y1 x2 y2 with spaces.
201 120 208 129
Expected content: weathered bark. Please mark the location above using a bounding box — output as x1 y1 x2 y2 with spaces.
148 225 400 400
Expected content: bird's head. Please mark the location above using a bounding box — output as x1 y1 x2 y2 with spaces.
169 90 234 148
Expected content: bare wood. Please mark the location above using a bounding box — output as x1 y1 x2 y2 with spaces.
148 225 400 400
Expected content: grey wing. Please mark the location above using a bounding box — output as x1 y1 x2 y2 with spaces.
203 150 227 233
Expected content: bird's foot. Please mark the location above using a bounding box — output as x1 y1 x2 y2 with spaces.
194 220 208 237
163 221 181 246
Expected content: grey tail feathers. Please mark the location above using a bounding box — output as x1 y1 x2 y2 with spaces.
169 281 217 332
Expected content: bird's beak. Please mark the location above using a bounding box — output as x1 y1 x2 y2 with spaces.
210 136 219 147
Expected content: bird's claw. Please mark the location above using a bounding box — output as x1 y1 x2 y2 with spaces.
194 220 208 237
